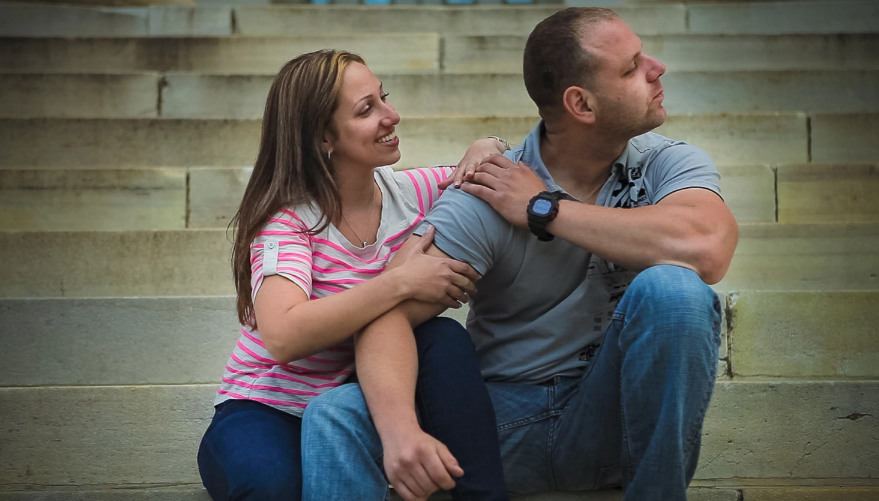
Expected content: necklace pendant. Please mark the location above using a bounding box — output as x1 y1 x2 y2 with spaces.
362 241 367 247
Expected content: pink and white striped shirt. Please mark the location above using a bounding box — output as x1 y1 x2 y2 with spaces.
215 166 455 416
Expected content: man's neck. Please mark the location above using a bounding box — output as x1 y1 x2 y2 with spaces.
539 120 629 202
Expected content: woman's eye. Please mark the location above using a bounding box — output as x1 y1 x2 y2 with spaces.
380 92 390 101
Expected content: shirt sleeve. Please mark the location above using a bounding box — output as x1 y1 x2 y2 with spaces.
398 166 456 216
648 143 722 204
250 208 313 301
415 187 509 276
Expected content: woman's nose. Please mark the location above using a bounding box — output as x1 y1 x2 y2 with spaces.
382 102 400 126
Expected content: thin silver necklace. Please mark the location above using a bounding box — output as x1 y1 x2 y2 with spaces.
341 183 377 248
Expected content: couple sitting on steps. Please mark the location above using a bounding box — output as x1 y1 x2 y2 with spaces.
197 7 739 501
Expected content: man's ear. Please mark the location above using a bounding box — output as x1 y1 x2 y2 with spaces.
562 86 597 125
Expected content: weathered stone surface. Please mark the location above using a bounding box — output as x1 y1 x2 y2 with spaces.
4 223 872 298
189 165 774 229
0 230 233 298
395 116 536 169
0 486 738 500
716 223 879 291
147 6 231 36
688 0 879 35
656 114 808 166
0 118 261 168
445 34 879 74
0 35 440 74
233 5 562 36
741 487 879 501
0 385 216 487
0 297 239 386
0 4 148 37
0 74 158 119
0 169 185 231
161 73 535 119
0 382 873 488
0 115 809 169
812 114 879 164
718 165 775 223
695 381 879 480
777 164 879 223
188 167 249 228
661 71 879 114
0 488 211 501
728 291 879 378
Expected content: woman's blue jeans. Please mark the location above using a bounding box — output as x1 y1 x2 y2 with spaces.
299 265 722 500
197 317 507 501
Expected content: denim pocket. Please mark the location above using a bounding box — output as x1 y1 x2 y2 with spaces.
594 462 622 490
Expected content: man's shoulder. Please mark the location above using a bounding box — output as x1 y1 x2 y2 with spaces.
629 132 712 167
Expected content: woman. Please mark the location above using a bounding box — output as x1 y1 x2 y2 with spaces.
197 50 508 501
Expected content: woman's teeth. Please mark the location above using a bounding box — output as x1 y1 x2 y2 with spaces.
378 132 396 144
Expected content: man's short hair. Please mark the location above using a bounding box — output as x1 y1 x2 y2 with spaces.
523 7 618 118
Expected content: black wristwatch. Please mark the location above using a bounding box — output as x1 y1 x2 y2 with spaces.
527 191 565 241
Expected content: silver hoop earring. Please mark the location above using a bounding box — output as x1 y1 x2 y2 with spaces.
327 150 332 161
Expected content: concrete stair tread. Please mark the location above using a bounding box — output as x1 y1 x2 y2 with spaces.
0 223 877 298
3 1 879 37
1 163 877 231
4 34 879 75
3 71 879 120
0 114 832 169
4 289 879 386
0 381 875 487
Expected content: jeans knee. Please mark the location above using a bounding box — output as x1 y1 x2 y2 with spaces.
619 266 721 352
303 384 370 430
626 266 718 317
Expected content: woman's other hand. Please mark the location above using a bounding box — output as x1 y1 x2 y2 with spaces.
389 226 479 309
439 137 507 190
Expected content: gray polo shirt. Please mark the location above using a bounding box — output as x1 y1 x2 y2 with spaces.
419 122 721 384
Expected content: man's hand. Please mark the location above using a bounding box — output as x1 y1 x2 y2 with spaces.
383 425 464 501
459 153 547 228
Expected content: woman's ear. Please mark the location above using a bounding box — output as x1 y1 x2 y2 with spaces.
562 86 597 125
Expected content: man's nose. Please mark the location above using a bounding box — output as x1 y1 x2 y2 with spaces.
644 55 666 81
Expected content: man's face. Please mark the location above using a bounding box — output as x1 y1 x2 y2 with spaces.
581 18 667 138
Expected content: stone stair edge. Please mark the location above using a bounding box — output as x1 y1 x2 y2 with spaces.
0 220 875 232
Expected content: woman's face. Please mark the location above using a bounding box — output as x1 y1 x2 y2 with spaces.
325 62 401 170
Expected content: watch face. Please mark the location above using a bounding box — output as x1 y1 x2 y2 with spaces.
532 198 553 215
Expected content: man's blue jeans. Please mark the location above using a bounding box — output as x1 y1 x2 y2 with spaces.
300 265 722 500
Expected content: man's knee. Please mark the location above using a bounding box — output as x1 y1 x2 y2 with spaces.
620 265 721 351
303 384 371 430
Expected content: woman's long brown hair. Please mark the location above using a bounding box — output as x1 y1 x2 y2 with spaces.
230 50 366 327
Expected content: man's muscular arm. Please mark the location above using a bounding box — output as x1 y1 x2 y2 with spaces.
461 153 738 284
354 236 471 501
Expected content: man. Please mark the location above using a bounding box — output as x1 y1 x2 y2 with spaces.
302 7 738 501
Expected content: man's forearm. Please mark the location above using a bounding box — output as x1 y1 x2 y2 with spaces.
548 191 738 284
354 300 448 442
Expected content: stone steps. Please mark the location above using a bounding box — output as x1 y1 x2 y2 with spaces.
5 34 879 74
3 291 877 387
3 488 879 501
0 381 875 488
1 163 876 231
3 71 878 119
0 113 832 169
1 223 877 298
3 2 878 38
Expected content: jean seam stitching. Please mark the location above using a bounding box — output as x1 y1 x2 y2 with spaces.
496 411 555 432
547 384 558 491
